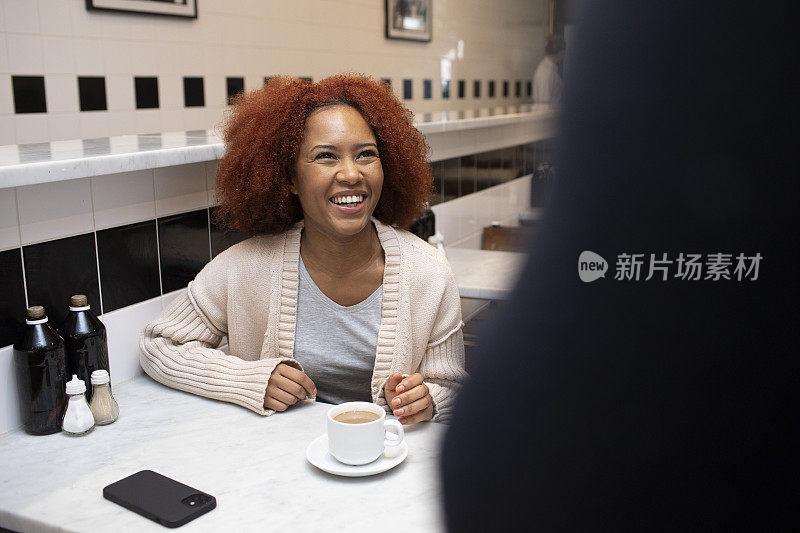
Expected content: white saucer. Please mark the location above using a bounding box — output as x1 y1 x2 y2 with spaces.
306 434 408 477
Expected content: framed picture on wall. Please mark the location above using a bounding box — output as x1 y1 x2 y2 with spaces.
86 0 198 19
385 0 432 42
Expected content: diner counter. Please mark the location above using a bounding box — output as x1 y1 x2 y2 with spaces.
0 377 447 533
0 104 557 189
446 247 526 299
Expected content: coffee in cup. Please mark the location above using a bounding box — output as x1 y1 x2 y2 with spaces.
327 402 404 465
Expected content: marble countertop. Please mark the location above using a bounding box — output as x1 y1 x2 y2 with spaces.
446 247 527 299
0 104 557 189
0 378 447 533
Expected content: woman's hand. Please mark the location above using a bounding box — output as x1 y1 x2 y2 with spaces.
265 363 316 412
384 372 433 425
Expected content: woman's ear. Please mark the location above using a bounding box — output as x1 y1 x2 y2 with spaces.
289 179 298 195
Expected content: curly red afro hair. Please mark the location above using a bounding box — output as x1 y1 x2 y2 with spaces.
214 74 432 235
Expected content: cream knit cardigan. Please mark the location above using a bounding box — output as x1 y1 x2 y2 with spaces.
139 218 467 422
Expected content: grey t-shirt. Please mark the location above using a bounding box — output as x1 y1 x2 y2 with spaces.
293 255 382 404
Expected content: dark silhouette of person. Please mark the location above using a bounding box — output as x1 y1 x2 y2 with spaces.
441 0 798 530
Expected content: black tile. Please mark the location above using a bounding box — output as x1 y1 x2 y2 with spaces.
502 80 509 98
183 77 205 107
423 79 432 99
96 220 160 313
460 155 476 196
135 77 159 109
443 158 459 201
264 76 275 85
526 80 532 98
441 79 450 99
403 79 412 99
458 80 465 99
226 77 244 104
429 160 443 206
23 233 101 326
12 76 47 114
158 209 210 293
473 80 481 98
381 78 391 87
0 248 27 347
210 206 248 258
488 80 495 98
515 80 521 98
299 76 313 82
78 76 107 111
476 151 493 191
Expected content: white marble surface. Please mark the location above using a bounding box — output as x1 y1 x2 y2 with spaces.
0 105 557 189
0 378 447 533
446 247 527 299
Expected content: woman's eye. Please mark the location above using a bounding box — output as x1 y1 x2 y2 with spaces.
315 152 336 160
358 150 378 159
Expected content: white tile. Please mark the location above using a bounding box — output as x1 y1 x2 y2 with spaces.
205 160 219 206
127 40 159 77
105 75 133 111
100 295 162 385
135 109 160 134
17 177 93 244
0 74 13 115
183 107 206 130
154 162 208 217
69 0 104 39
0 345 23 435
79 111 110 139
106 110 138 136
44 74 79 113
37 0 73 36
159 75 181 109
6 33 43 75
0 187 20 251
205 75 226 108
160 108 185 133
0 33 9 73
156 46 182 76
91 169 155 230
3 0 40 34
100 40 131 77
47 113 80 141
14 114 48 144
41 36 74 74
0 115 15 144
204 106 225 133
72 38 105 75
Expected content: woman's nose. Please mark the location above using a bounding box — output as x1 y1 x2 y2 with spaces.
336 160 361 183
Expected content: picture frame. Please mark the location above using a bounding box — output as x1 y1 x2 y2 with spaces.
385 0 432 42
86 0 198 19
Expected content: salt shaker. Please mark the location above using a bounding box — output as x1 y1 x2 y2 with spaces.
62 375 95 436
89 370 119 425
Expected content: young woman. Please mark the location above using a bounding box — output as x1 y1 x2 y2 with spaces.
140 75 466 424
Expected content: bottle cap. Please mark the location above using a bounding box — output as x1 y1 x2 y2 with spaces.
69 294 90 311
70 294 88 307
66 374 86 395
26 306 46 319
91 369 110 385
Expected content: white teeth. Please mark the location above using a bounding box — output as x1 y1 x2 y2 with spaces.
332 195 364 205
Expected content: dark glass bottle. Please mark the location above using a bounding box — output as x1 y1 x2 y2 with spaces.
13 306 68 435
58 295 109 403
409 202 436 241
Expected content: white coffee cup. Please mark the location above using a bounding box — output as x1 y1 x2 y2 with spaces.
327 402 405 465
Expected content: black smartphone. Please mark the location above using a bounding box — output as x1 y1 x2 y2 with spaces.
103 470 216 528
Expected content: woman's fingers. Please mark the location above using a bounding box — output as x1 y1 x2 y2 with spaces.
390 381 429 411
276 364 317 396
394 372 423 394
266 383 298 406
264 394 289 412
399 403 434 425
392 389 431 417
272 373 310 402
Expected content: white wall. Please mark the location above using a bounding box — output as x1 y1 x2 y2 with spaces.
0 0 549 144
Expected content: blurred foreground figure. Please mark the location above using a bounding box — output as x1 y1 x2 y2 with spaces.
442 1 797 529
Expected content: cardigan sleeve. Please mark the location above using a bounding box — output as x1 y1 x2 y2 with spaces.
420 271 468 423
139 284 303 416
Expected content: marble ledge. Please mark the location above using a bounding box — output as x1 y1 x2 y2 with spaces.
0 105 557 190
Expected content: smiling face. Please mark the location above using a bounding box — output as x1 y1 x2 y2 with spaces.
292 104 384 240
